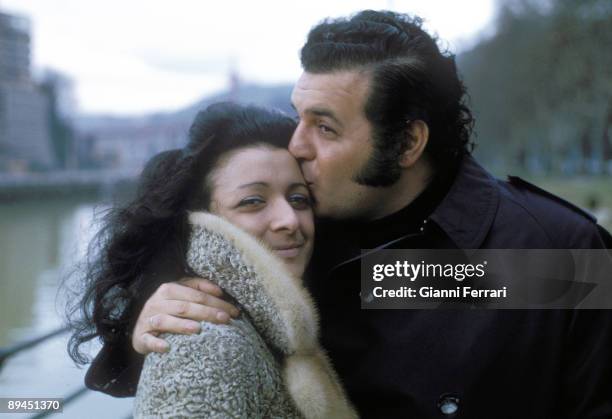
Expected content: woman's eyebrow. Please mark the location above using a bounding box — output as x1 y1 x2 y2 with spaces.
237 182 308 190
237 182 268 189
289 182 309 189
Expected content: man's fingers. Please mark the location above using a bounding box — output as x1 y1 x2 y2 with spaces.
161 300 232 324
179 277 224 297
135 333 170 355
158 280 239 318
199 293 239 318
148 313 202 335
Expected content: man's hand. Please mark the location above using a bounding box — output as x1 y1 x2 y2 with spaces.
131 277 240 355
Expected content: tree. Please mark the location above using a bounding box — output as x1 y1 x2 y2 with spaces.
458 0 612 174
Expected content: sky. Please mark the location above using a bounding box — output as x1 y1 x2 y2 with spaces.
2 0 497 116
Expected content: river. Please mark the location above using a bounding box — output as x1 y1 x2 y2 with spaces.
0 197 133 418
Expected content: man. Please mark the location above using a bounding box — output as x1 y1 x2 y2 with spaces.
86 11 612 418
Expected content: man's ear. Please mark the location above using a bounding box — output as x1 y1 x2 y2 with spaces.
399 120 429 168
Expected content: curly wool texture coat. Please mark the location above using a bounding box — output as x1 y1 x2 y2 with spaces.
133 212 358 419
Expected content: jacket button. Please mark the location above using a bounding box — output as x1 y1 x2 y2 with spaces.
438 394 460 415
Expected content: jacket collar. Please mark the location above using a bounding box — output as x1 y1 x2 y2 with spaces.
429 155 500 249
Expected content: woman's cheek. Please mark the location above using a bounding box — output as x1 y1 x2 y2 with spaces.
299 210 315 239
233 212 267 239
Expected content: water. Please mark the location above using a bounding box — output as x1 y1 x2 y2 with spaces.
0 198 133 418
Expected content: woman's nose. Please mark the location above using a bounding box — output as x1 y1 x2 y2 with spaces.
269 200 300 233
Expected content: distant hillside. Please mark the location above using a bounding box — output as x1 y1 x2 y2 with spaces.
74 83 294 133
72 82 294 169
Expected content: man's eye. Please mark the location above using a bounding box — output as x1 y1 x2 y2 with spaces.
238 197 265 207
288 194 311 209
318 124 337 136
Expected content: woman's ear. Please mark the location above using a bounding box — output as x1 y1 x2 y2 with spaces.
399 120 429 168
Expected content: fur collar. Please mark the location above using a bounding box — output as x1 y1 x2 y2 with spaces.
187 212 358 419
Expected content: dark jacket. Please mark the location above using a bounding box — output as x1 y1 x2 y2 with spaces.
86 155 612 418
308 155 612 419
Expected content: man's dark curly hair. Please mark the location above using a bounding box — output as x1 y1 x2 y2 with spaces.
300 10 475 184
66 103 296 365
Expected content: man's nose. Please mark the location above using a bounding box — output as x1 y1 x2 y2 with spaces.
270 199 300 233
289 124 315 161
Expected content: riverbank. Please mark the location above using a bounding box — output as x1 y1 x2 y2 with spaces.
0 169 139 201
0 198 132 418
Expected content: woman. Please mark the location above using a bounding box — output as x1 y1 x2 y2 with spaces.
68 103 357 418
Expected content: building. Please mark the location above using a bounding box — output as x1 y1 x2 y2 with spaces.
0 10 54 171
0 11 30 83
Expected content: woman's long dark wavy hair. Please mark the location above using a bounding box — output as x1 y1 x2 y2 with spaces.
67 102 296 365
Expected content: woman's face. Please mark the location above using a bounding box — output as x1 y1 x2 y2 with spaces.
208 145 314 278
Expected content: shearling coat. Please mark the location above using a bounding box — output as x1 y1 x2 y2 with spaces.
133 212 358 419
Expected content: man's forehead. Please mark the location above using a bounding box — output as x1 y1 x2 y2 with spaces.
291 70 370 110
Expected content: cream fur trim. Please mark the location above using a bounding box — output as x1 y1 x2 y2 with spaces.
284 351 359 419
188 212 358 418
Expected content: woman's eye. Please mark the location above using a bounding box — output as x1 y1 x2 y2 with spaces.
238 197 265 208
288 194 311 209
